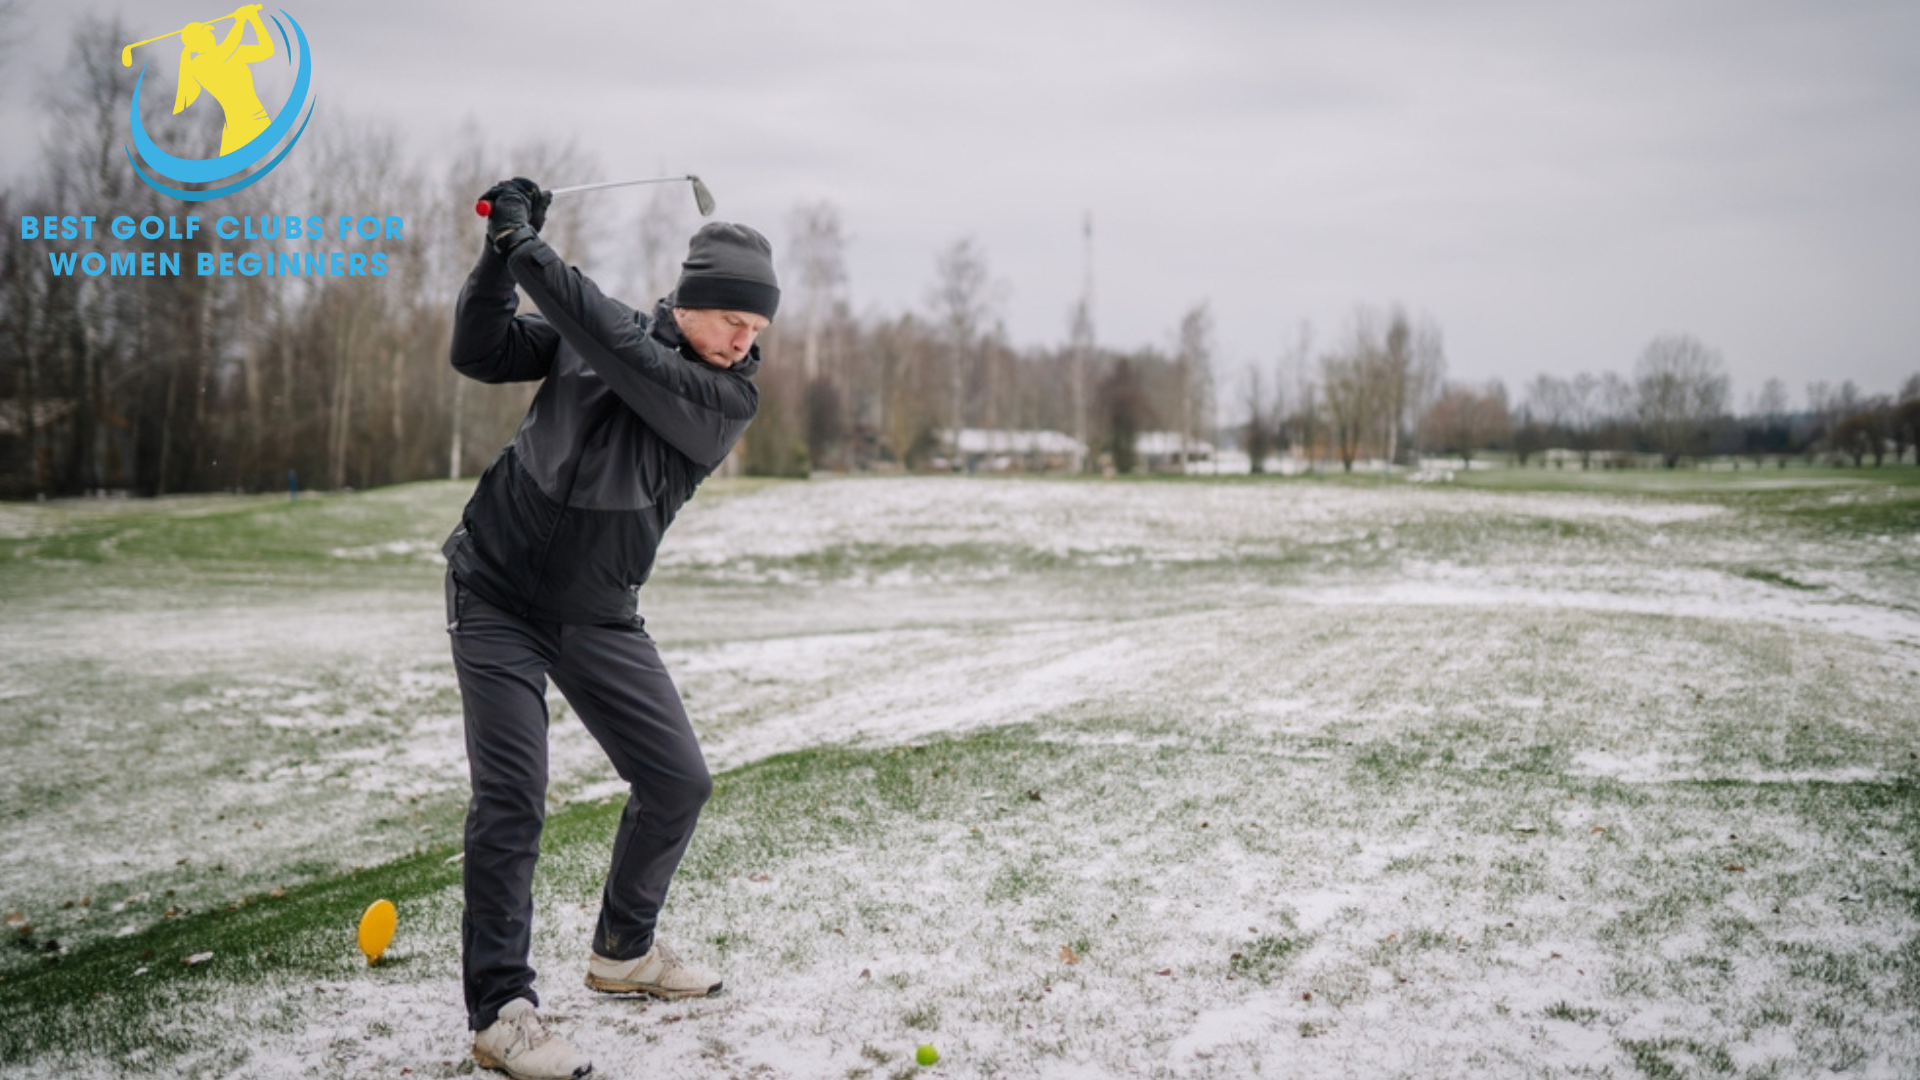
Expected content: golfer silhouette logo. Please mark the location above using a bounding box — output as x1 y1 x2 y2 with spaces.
120 5 316 202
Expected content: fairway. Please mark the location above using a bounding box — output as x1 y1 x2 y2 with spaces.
2 471 1917 1079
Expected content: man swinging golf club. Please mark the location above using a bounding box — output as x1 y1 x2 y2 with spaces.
444 177 777 1080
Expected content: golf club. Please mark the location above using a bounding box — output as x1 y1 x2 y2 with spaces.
120 8 244 66
473 175 715 219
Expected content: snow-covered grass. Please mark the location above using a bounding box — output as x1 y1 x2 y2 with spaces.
2 471 1917 1078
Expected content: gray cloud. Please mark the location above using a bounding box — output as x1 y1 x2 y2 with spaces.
5 0 1916 402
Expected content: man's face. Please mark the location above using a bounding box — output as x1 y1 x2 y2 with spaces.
673 308 770 370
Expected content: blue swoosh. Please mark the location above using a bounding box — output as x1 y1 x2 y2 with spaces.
125 97 316 202
127 9 311 185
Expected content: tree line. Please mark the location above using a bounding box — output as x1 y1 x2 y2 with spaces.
2 17 1915 500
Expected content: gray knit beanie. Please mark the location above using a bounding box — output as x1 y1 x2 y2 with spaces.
674 222 780 320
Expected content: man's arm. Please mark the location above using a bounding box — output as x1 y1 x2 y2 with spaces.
450 243 560 384
504 239 758 468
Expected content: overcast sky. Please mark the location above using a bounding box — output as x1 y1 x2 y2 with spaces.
4 0 1917 410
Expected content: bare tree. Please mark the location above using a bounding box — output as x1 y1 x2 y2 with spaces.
1067 297 1095 472
1753 378 1790 419
1174 302 1214 470
1894 399 1920 466
1806 379 1864 462
1421 380 1510 465
1888 375 1920 464
1100 356 1149 474
867 314 937 468
1636 334 1729 467
1830 408 1885 467
1279 322 1315 470
1240 364 1272 473
1363 309 1408 467
1321 348 1369 473
1738 376 1793 467
1404 315 1446 460
1525 375 1569 436
785 201 850 467
926 237 996 455
786 201 849 384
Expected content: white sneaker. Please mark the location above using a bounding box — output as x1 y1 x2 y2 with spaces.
472 998 592 1080
585 941 723 999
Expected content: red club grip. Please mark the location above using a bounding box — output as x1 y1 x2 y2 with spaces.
474 198 492 217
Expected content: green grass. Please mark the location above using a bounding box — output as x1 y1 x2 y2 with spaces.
4 473 1918 1076
1448 460 1920 495
9 710 1914 1074
0 477 784 602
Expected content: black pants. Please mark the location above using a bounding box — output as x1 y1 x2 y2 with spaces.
447 573 711 1031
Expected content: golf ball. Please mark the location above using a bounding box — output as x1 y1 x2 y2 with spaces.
916 1044 938 1066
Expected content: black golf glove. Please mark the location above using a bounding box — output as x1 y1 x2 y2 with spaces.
481 177 550 255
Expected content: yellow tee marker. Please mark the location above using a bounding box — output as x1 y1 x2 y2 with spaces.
357 899 397 965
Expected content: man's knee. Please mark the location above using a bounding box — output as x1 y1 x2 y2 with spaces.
469 774 548 840
645 766 710 820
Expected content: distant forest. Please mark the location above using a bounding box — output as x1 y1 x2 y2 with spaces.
2 17 1916 499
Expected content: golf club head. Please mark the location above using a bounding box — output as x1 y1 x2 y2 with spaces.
689 176 716 217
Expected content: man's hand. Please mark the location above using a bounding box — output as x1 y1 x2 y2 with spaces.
480 178 550 256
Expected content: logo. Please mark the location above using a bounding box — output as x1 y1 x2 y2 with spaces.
121 6 315 202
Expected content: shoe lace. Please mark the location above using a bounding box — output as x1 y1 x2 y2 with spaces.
504 1006 553 1059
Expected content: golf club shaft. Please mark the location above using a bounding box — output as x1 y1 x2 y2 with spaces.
473 175 713 217
550 176 691 197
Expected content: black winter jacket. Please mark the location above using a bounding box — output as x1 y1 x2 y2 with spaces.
442 237 760 625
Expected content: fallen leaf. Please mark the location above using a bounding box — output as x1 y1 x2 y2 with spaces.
1724 863 1747 873
1155 968 1172 976
1059 944 1080 965
1590 827 1606 836
1026 790 1043 802
747 872 771 883
1301 991 1313 1001
859 968 871 979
